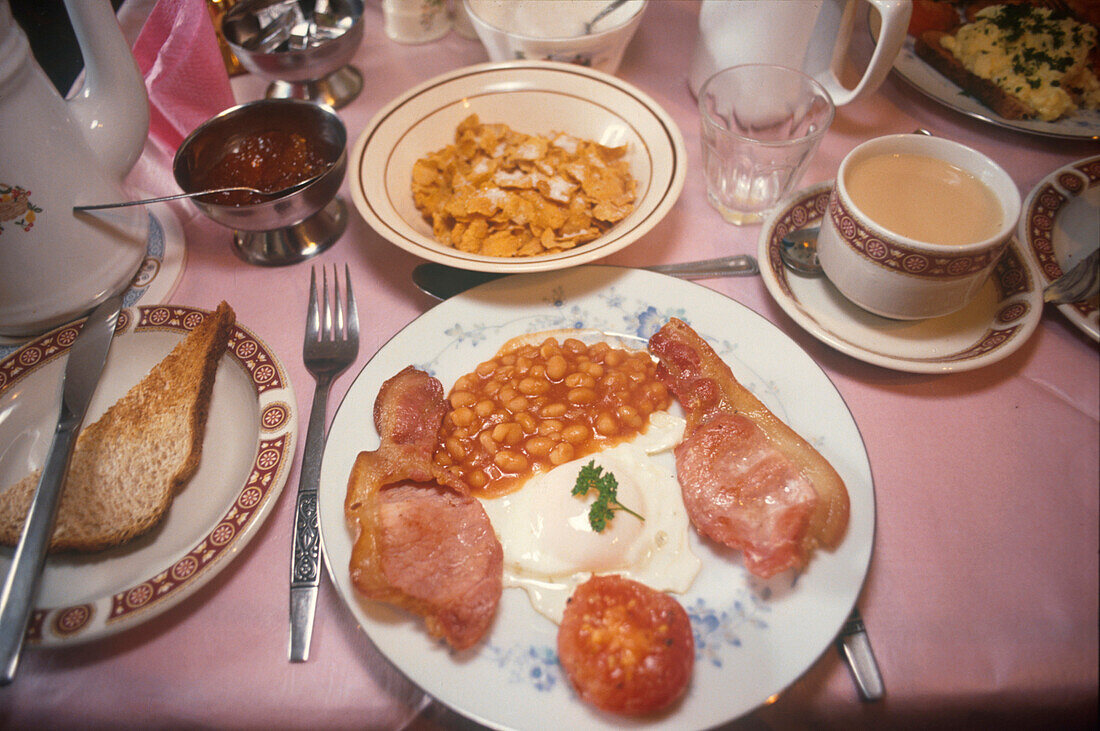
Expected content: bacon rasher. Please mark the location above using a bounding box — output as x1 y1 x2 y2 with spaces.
344 366 503 650
648 319 849 578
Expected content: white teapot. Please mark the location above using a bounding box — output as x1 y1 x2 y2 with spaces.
0 0 150 337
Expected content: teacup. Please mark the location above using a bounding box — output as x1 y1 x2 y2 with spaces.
816 134 1021 320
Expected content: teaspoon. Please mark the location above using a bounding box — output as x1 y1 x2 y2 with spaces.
412 255 759 300
779 227 824 276
72 170 328 212
584 0 628 33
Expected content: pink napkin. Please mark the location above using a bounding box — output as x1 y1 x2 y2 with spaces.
132 0 236 157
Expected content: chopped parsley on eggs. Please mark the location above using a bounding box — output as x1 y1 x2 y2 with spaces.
941 3 1100 120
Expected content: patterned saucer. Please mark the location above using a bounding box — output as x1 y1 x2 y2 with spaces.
758 182 1043 373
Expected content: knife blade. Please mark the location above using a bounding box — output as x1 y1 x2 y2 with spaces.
0 294 124 685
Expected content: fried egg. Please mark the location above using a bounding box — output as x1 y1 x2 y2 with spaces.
478 411 701 624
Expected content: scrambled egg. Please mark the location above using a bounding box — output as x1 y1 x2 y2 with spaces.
942 3 1100 121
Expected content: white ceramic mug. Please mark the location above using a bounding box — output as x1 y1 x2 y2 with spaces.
688 0 911 105
816 134 1022 320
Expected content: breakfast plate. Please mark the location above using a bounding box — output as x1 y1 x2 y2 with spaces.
349 60 686 273
871 20 1100 139
758 182 1043 373
318 266 874 730
0 304 296 645
1018 155 1100 341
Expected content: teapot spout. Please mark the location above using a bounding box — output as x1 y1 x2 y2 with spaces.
65 0 149 179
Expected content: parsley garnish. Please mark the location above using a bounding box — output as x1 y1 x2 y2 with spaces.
572 461 644 532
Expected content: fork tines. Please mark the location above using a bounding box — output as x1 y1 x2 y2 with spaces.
307 264 359 344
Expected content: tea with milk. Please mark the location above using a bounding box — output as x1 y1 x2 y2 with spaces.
845 152 1002 246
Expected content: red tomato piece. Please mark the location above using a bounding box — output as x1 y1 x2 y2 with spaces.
557 575 694 716
908 0 961 36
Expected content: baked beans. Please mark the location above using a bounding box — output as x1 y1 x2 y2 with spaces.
434 336 671 497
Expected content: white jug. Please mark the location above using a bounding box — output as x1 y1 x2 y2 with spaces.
688 0 911 105
0 0 150 337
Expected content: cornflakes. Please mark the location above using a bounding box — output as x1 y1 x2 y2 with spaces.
411 115 636 257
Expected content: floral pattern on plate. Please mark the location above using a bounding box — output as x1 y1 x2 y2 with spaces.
317 266 874 730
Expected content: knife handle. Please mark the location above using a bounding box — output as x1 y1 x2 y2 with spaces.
0 419 78 685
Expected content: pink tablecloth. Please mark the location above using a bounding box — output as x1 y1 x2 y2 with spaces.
3 1 1097 729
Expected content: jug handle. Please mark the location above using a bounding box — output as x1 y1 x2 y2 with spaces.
818 0 911 106
65 0 150 179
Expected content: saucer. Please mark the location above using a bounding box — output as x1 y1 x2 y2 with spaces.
0 204 185 357
1017 155 1099 342
758 182 1043 373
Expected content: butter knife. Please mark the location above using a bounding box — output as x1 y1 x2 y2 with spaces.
836 606 885 701
0 294 123 685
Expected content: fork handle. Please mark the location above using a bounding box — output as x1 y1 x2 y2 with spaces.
289 376 332 662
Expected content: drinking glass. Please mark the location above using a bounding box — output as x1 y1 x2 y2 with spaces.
699 64 835 225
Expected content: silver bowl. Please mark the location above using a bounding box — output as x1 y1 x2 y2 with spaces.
174 98 348 266
222 0 364 109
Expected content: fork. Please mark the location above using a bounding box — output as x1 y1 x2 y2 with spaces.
289 264 359 662
1044 248 1100 305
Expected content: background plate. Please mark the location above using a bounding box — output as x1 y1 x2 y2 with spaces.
1018 155 1100 341
872 18 1100 139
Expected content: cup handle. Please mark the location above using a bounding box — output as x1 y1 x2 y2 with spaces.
813 0 911 106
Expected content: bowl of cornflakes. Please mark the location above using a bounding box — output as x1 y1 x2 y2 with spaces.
349 60 686 274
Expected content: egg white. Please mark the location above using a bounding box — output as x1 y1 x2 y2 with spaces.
478 412 700 624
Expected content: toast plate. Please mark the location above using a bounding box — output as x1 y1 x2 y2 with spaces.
758 182 1043 373
317 265 874 730
0 304 296 645
1017 155 1100 341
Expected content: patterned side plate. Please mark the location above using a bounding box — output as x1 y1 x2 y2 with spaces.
0 305 296 645
1017 155 1100 342
318 266 874 730
758 182 1043 373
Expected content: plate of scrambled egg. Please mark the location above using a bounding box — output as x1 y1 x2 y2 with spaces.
878 1 1100 139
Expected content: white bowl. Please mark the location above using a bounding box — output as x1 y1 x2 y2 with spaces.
464 0 647 75
349 60 686 273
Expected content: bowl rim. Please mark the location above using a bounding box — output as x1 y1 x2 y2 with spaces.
462 0 648 42
347 59 686 274
172 97 347 210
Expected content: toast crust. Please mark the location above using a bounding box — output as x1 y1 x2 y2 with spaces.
0 302 236 552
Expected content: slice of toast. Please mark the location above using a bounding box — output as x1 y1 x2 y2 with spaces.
0 302 236 552
914 30 1039 120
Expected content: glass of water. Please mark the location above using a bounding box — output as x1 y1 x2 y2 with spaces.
698 64 835 225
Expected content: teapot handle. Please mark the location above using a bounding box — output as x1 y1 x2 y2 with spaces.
64 0 149 179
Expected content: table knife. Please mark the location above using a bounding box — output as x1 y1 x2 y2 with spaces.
836 606 885 701
0 294 123 685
